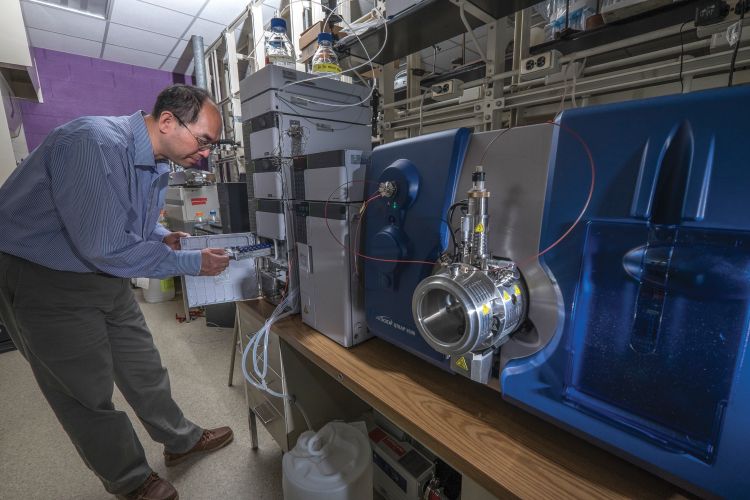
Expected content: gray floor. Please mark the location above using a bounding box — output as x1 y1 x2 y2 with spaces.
0 292 284 500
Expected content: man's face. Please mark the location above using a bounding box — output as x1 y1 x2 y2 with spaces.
160 103 222 167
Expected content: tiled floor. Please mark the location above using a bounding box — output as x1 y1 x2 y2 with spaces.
0 292 283 500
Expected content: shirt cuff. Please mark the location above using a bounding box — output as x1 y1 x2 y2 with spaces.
174 249 202 276
150 224 171 243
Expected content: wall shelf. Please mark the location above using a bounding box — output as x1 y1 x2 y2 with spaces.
337 0 544 64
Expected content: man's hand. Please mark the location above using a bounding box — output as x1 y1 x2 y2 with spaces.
162 231 191 251
200 248 230 276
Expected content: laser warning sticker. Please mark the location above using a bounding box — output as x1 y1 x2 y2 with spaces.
455 356 469 371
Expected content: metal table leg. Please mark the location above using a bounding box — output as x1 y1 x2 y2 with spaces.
180 276 191 323
228 307 240 387
249 407 259 450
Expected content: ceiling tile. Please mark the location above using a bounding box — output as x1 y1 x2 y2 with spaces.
28 28 102 57
434 44 469 68
421 65 449 76
168 39 191 59
162 57 195 75
21 1 107 42
107 23 178 56
110 0 193 38
103 44 167 69
462 41 482 56
261 4 278 22
418 56 448 74
471 37 488 56
184 18 225 45
448 34 467 47
438 34 483 58
138 0 207 16
199 0 248 25
420 46 441 59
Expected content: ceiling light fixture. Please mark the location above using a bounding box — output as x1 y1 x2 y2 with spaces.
25 0 109 20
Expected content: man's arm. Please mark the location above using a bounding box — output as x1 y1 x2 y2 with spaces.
47 139 202 278
148 223 171 243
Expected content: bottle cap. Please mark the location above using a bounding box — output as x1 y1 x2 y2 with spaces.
270 17 287 30
195 211 204 216
317 32 334 43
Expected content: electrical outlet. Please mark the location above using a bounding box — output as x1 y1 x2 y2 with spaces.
695 0 730 26
697 0 750 37
520 50 562 81
430 79 463 101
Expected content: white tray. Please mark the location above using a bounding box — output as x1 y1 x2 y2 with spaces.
181 233 261 307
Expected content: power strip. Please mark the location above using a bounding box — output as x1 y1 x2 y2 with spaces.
520 50 562 81
429 79 463 102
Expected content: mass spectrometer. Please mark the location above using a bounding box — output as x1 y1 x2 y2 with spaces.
362 86 750 498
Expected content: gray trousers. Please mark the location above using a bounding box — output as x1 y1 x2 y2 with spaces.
0 253 202 495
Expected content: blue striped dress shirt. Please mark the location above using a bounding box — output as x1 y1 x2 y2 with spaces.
0 111 202 278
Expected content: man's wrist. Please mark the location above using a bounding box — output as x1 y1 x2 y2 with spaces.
152 224 171 242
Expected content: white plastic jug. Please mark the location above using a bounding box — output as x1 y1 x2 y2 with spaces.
142 277 175 303
283 422 373 500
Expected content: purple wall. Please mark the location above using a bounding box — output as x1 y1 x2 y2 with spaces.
19 48 193 151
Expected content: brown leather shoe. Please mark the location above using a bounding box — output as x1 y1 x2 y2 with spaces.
164 426 234 467
118 473 178 500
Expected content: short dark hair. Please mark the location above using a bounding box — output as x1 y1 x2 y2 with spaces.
152 84 214 124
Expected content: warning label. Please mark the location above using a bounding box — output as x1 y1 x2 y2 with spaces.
455 356 469 371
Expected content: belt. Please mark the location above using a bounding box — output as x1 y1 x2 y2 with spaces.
92 270 122 279
0 253 123 279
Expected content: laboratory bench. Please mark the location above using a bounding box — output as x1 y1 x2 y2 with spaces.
232 300 691 500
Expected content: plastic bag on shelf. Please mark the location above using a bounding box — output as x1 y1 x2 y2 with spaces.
535 0 554 20
544 0 597 41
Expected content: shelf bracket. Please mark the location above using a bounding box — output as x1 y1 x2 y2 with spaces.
448 0 496 25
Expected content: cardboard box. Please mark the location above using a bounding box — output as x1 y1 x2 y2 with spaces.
299 43 317 64
360 61 398 80
299 20 346 52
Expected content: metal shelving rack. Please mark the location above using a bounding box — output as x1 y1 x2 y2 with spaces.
336 0 546 64
345 0 749 143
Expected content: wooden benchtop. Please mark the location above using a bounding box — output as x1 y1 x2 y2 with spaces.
238 300 690 499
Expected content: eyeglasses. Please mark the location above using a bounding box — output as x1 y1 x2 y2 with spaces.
171 112 217 152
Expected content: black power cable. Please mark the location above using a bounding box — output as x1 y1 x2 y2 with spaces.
728 4 747 87
447 200 468 258
447 200 468 230
679 22 688 93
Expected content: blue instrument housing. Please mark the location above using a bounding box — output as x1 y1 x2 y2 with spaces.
502 86 750 498
361 86 750 497
363 129 471 367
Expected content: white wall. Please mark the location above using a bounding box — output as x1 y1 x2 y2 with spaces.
0 0 32 183
0 0 32 70
11 122 28 164
0 75 17 185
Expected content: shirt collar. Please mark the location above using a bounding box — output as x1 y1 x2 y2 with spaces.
129 111 169 174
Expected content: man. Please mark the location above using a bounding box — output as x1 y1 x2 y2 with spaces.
0 85 234 500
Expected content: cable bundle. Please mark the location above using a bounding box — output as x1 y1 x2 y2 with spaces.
241 287 312 430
